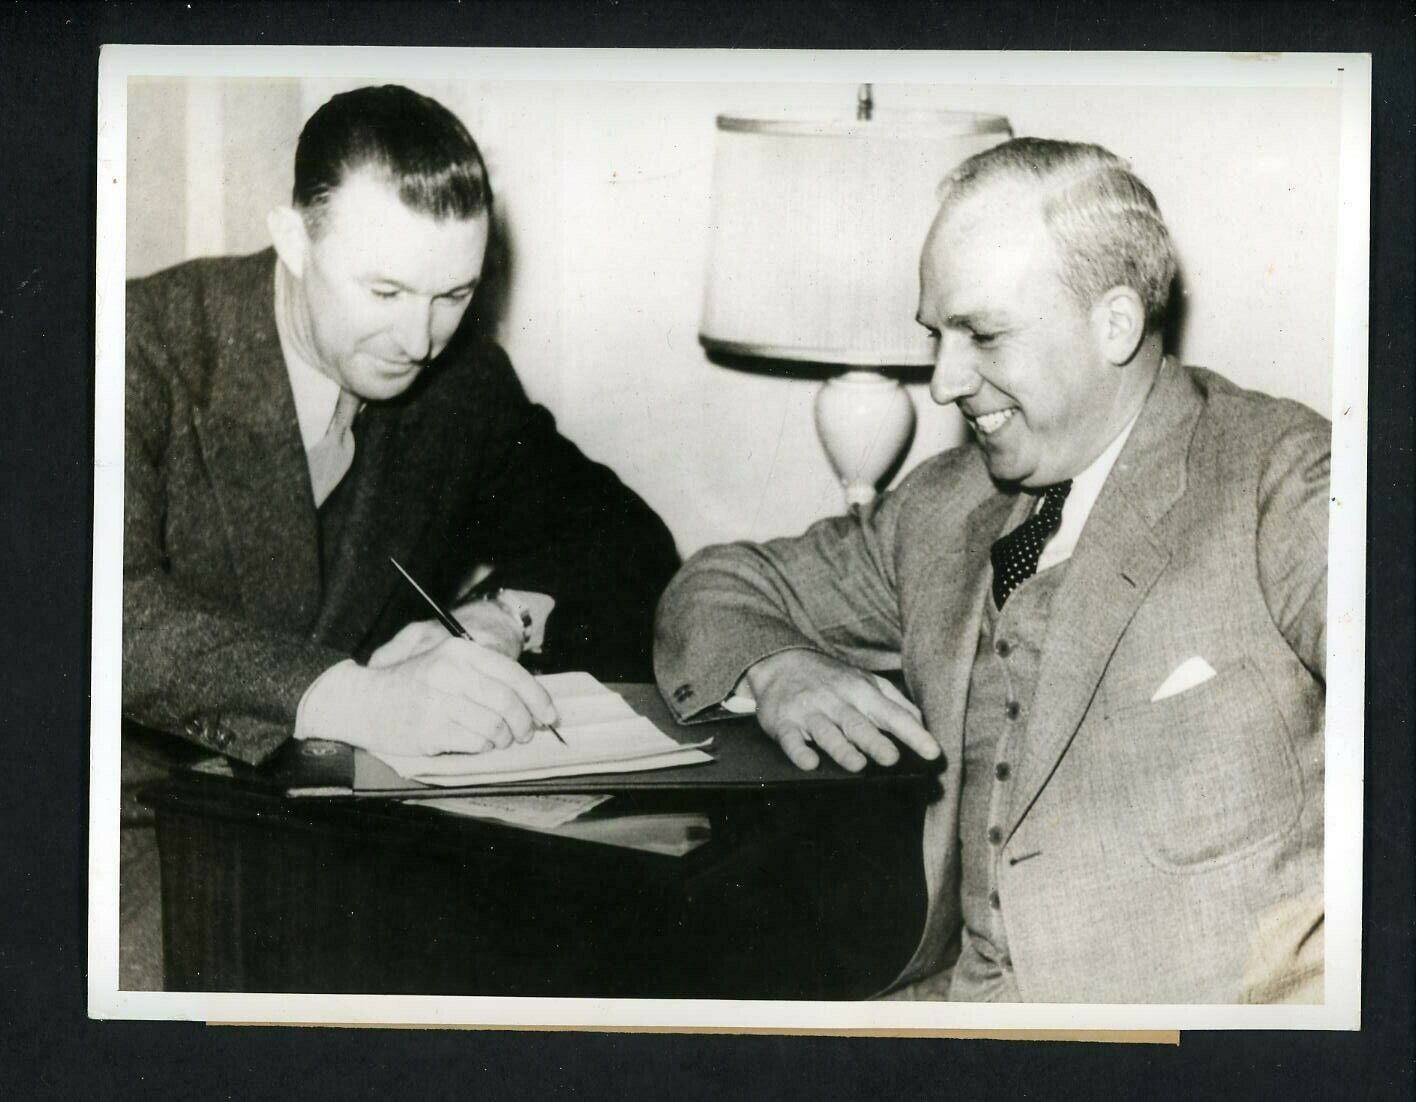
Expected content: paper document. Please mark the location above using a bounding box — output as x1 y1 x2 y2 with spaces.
372 673 714 787
553 812 712 857
411 793 611 829
413 797 712 857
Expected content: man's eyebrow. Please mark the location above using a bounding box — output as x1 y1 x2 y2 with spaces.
945 312 1004 329
361 274 480 295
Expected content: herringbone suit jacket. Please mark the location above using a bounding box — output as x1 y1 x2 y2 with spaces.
125 250 678 766
655 361 1327 1002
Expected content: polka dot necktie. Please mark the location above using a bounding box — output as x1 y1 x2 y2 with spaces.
990 481 1073 609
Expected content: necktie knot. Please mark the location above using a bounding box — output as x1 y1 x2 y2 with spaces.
990 480 1072 609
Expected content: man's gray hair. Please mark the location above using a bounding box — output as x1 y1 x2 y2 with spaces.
938 137 1178 327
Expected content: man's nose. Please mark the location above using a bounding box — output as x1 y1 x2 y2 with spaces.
929 332 983 406
396 298 435 362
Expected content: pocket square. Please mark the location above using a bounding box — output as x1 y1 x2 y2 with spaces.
1150 656 1218 702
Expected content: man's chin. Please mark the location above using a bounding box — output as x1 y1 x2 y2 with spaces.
351 367 423 401
980 452 1032 487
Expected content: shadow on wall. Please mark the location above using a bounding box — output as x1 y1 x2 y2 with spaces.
1163 265 1191 360
465 209 516 339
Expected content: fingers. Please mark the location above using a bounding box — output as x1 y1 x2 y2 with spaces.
802 705 903 772
839 709 900 767
363 635 561 758
418 702 495 756
872 676 924 724
419 692 520 755
805 713 869 773
754 654 938 772
411 640 558 749
773 724 822 771
416 662 531 748
448 642 558 727
860 682 940 762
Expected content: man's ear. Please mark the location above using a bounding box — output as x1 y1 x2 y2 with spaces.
267 206 310 280
1090 285 1147 366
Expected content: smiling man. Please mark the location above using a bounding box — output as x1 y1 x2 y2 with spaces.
124 84 678 767
654 138 1328 1003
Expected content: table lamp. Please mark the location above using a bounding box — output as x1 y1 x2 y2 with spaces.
699 87 1011 506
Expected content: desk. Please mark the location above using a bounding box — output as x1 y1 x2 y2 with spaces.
138 686 934 998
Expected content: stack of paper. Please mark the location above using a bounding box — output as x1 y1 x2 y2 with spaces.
372 672 714 787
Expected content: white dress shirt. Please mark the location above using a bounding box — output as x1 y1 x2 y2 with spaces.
272 263 354 477
1034 410 1140 573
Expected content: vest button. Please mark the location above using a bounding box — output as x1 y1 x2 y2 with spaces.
1004 700 1021 720
988 890 1001 910
994 761 1011 781
995 639 1012 658
987 826 1003 845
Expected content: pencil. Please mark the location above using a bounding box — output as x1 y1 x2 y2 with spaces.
388 556 566 745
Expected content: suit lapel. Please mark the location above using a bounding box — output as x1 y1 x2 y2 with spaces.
192 252 323 631
1003 359 1202 836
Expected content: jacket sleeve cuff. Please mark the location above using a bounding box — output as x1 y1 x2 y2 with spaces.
656 642 824 724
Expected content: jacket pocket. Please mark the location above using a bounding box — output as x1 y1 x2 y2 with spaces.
1109 662 1303 872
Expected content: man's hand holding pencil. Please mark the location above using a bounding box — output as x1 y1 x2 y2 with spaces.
291 559 560 757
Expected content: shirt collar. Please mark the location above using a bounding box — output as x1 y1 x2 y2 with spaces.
1068 409 1140 518
1033 408 1142 571
273 261 352 452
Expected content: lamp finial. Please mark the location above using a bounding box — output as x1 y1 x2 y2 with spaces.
856 83 873 121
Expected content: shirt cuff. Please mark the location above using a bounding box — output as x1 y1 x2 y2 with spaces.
498 589 555 653
293 658 359 741
721 674 758 715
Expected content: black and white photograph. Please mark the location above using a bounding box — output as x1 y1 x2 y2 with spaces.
89 47 1369 1031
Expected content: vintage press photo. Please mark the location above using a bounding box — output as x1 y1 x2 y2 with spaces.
90 47 1369 1031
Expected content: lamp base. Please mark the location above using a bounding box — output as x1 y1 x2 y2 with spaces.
814 370 917 507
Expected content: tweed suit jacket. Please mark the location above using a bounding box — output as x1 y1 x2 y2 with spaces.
125 250 678 766
655 361 1328 1003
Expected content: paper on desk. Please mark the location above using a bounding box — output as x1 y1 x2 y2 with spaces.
375 721 714 786
371 673 715 787
410 792 611 828
534 670 613 699
549 690 640 728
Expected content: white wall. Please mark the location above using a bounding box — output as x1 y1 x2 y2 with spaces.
126 77 1342 556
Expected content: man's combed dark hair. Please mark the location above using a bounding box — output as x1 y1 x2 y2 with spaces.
293 84 492 233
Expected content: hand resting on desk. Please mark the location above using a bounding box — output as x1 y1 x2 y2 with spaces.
297 638 558 757
744 650 940 773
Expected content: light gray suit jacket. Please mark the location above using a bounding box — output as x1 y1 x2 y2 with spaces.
655 361 1328 1002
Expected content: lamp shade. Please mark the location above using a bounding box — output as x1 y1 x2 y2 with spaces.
700 110 1012 367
